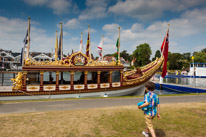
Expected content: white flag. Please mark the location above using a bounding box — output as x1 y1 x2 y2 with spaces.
97 38 103 61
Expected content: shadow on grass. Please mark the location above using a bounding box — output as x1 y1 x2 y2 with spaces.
155 129 166 137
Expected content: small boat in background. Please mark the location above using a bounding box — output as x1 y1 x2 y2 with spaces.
187 63 206 78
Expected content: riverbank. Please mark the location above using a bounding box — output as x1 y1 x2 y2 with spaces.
0 102 206 137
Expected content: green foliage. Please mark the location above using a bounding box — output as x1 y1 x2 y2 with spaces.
152 50 161 61
201 48 206 52
168 52 183 70
193 51 206 63
133 43 152 67
166 48 206 70
120 50 132 62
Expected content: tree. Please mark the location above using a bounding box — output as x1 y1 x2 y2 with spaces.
193 51 206 63
168 53 183 70
133 43 152 67
120 50 132 62
201 48 206 52
152 50 161 61
181 52 191 69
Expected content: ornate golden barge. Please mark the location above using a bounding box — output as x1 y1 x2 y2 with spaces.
0 18 166 97
2 55 163 97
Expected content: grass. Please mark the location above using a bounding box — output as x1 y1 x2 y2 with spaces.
0 102 206 137
1 93 206 104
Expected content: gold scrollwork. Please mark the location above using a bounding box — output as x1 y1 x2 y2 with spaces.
11 72 23 90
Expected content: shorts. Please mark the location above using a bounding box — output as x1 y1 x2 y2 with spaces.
145 114 155 130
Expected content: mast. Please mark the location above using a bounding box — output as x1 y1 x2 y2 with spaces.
60 22 63 60
55 30 58 61
26 17 30 59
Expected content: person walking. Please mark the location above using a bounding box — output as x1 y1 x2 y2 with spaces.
138 82 160 137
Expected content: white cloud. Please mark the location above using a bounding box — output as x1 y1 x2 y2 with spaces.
64 18 80 29
78 0 108 20
102 23 120 36
108 0 206 20
165 8 206 40
83 28 96 34
101 8 206 56
0 16 55 53
24 0 72 15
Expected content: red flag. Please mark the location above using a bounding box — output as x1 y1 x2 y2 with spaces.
161 29 169 78
86 32 90 57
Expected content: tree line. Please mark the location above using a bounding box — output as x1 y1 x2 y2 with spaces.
104 43 206 70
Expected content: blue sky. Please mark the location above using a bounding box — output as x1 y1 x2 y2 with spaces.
0 0 206 58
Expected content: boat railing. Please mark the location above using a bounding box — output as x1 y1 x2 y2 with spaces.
123 57 163 85
123 57 163 78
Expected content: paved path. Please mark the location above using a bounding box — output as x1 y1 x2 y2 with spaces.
0 95 206 114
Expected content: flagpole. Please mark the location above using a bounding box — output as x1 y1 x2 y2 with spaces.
80 32 83 52
55 30 58 61
101 34 104 61
118 26 120 64
60 22 63 60
22 46 25 66
26 17 30 59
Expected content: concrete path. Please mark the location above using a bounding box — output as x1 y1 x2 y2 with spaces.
0 95 206 114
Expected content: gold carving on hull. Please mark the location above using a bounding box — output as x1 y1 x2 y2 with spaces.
11 72 23 90
24 52 123 67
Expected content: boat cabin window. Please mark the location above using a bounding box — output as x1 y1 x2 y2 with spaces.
74 71 84 84
190 64 193 67
112 71 120 82
59 72 71 84
100 71 109 83
27 72 40 85
43 72 56 85
87 71 97 84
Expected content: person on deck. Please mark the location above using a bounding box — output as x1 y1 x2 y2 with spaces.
138 82 161 137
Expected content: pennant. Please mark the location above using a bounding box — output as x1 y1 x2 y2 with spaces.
79 40 83 52
86 32 90 57
161 29 169 78
20 29 28 65
116 38 119 64
58 25 63 60
97 38 102 61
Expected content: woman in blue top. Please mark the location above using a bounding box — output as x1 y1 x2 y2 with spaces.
138 82 161 137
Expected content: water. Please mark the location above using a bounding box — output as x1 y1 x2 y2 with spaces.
155 75 206 88
153 88 188 95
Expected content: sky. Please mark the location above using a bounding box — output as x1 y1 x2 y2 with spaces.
0 0 206 58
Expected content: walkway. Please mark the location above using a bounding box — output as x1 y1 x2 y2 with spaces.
0 95 206 114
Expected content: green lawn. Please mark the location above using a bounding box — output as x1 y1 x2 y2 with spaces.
0 102 206 137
